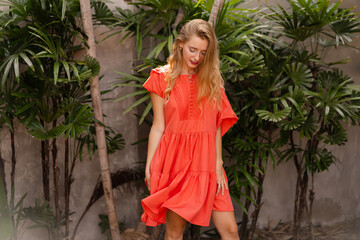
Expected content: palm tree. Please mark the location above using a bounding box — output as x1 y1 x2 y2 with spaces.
0 1 125 239
257 1 360 239
208 0 224 26
111 1 360 240
79 1 121 240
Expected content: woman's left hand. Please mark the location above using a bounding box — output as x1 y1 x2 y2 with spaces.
216 160 228 196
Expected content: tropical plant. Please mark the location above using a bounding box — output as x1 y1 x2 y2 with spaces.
0 178 15 240
254 1 360 239
111 1 360 240
0 177 58 240
0 0 125 239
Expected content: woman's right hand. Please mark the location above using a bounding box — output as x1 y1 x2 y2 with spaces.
145 167 151 192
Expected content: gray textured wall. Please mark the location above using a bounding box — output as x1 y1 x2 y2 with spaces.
1 1 360 239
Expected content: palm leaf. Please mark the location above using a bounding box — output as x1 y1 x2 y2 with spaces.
256 107 292 122
300 114 318 139
284 62 313 90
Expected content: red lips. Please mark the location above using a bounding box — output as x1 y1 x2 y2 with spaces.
190 60 199 65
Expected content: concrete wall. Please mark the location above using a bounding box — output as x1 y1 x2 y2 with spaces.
1 1 360 239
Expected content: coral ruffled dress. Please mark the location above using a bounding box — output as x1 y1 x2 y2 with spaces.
141 65 238 227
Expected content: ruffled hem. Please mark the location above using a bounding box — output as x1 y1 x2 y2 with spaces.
141 169 217 227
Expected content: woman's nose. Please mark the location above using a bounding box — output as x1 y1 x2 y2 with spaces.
194 53 200 61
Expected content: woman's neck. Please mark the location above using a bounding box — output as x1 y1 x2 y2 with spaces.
181 63 197 75
181 68 197 75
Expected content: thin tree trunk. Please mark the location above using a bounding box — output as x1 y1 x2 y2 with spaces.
248 128 272 240
44 139 50 202
298 170 308 238
64 135 70 237
248 161 265 240
41 121 51 240
79 1 121 240
10 119 16 229
308 172 315 240
10 119 15 191
208 0 224 27
52 119 61 240
294 168 302 240
307 140 318 240
69 151 79 240
41 119 50 202
240 155 253 240
0 144 6 197
172 7 184 30
291 131 302 240
240 186 251 240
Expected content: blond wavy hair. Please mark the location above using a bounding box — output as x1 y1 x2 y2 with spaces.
163 19 223 108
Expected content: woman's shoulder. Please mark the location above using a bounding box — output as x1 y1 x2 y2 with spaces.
152 64 170 75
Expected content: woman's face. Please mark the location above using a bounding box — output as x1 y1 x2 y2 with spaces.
180 35 209 74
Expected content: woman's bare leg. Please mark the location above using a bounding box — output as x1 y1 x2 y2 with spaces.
212 211 240 240
165 210 187 240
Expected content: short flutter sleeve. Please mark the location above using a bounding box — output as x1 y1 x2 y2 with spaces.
217 88 238 136
143 68 167 98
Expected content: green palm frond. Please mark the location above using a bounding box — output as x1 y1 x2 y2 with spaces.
0 49 39 88
114 71 151 124
76 125 125 161
313 70 360 123
279 116 305 131
272 130 290 149
285 86 307 116
84 56 101 77
27 120 64 140
321 121 347 145
232 137 260 152
256 107 291 122
305 148 338 173
292 0 342 28
267 3 317 41
329 8 360 46
284 62 313 90
19 199 55 229
280 146 304 163
64 103 93 138
300 114 318 139
92 1 115 25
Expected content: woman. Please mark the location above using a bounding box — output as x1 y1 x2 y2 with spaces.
141 19 239 240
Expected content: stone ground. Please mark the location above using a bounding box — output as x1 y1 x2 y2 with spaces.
254 218 360 240
126 219 360 239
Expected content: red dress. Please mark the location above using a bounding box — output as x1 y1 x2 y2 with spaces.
141 65 238 227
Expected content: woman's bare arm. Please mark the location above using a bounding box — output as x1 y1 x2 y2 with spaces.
145 93 165 191
215 126 228 195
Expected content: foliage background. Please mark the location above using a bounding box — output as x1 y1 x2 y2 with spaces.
0 1 143 239
257 0 360 227
0 0 359 239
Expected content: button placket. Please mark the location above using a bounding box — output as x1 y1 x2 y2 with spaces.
189 75 194 119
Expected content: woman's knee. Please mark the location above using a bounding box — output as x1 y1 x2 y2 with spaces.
228 226 240 238
165 227 184 239
222 229 239 240
219 223 239 239
165 210 186 240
